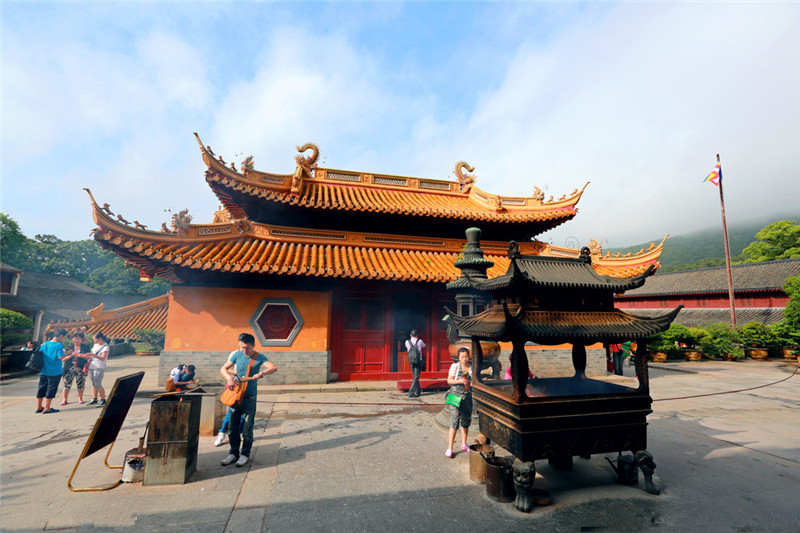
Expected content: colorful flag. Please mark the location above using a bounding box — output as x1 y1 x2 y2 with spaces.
704 161 721 186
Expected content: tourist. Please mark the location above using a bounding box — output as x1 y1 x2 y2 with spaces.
174 364 198 391
215 365 244 446
610 342 624 376
35 329 67 414
169 364 186 383
219 333 277 467
87 332 110 406
445 347 473 458
214 408 244 447
622 341 634 368
405 329 426 398
60 332 91 405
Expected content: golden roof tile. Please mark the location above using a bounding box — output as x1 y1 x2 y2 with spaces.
193 133 585 226
86 189 661 285
47 294 169 340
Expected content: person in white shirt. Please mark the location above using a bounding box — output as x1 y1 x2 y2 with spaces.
86 332 110 406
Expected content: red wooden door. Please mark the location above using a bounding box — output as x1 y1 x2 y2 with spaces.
339 295 386 374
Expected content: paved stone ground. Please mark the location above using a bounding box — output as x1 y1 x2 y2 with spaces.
1 355 798 532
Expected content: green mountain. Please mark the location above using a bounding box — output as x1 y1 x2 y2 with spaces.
608 214 797 271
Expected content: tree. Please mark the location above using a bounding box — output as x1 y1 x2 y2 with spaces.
0 214 34 268
87 255 170 296
781 275 800 330
0 214 170 296
742 220 800 263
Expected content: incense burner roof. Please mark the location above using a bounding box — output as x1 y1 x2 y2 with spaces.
444 302 682 343
474 246 655 293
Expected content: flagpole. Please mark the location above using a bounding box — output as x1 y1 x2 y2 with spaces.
716 154 737 327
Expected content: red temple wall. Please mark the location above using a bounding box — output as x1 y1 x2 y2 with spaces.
616 291 787 309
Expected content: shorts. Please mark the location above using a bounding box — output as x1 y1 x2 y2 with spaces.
89 368 105 389
448 394 473 429
37 374 62 399
63 366 85 390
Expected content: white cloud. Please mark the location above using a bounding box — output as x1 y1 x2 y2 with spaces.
405 3 800 246
3 29 210 161
209 27 394 170
2 3 797 248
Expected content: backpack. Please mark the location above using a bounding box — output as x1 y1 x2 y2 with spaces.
408 340 422 366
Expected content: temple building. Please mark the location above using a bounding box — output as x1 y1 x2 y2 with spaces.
87 134 666 385
46 294 169 341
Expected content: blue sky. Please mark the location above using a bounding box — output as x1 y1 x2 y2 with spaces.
3 2 798 250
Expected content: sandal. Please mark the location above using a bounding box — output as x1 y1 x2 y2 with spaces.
445 449 453 458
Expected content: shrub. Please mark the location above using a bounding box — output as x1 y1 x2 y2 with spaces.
646 329 677 355
662 323 698 348
771 321 800 348
737 322 776 347
698 323 743 360
1 308 33 348
131 328 165 352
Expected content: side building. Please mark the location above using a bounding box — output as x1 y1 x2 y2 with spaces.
88 134 666 385
616 258 800 326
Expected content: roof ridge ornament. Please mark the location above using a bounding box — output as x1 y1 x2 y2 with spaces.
293 142 319 195
580 246 592 264
171 209 192 235
455 161 476 193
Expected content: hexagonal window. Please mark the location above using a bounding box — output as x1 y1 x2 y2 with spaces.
249 298 304 347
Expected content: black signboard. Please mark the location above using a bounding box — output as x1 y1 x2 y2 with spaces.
84 372 145 457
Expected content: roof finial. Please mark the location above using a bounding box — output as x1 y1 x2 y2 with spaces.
455 161 475 193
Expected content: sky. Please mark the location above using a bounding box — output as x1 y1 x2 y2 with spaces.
2 2 798 250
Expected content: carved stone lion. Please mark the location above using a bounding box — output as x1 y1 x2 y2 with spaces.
513 460 536 513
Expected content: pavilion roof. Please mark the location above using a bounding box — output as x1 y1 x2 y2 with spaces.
86 190 665 284
196 133 586 228
46 294 169 340
444 303 682 343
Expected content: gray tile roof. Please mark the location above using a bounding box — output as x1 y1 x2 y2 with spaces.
629 307 785 326
0 262 23 273
2 271 148 323
622 258 800 296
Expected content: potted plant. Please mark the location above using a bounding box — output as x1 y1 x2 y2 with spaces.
682 327 710 361
660 324 701 361
771 321 800 359
697 323 744 361
737 322 776 360
131 327 166 355
646 330 676 362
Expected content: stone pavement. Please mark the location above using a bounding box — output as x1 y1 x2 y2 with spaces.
1 355 799 532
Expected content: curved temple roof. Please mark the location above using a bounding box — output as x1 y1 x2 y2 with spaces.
47 294 169 340
86 190 665 285
195 133 587 227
